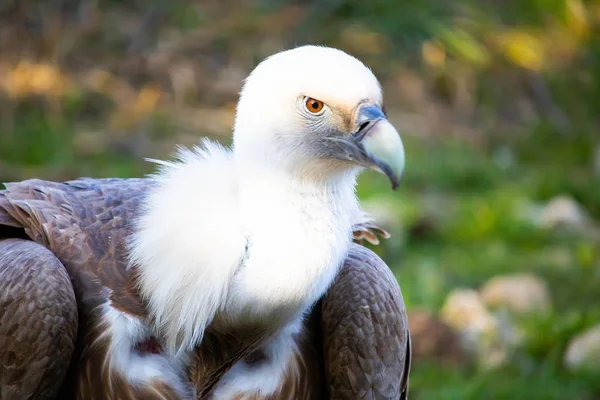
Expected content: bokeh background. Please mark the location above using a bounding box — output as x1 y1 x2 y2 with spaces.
1 0 600 398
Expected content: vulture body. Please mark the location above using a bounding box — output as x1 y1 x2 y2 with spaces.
0 45 411 399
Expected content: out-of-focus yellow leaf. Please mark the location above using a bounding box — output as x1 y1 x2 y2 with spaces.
109 84 162 129
497 31 544 71
565 0 590 39
422 41 446 68
84 68 136 105
131 85 162 117
3 61 70 98
438 27 490 67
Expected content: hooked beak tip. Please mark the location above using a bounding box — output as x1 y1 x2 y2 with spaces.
358 116 405 189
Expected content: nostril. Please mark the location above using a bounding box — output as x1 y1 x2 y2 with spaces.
359 121 370 131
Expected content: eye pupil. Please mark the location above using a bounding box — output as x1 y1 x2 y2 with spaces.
305 97 324 113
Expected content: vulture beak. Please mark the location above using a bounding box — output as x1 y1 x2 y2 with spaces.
328 104 405 189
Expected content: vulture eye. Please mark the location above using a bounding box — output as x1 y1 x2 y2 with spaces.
304 97 325 114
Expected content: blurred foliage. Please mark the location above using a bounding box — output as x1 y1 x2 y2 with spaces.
1 0 600 398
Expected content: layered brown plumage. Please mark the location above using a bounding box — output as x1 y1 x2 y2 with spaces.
0 178 410 399
321 246 411 399
0 239 77 400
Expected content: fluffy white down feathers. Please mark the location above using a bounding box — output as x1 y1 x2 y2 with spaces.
128 141 245 356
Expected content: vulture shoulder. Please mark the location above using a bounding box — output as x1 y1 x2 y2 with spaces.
0 178 150 313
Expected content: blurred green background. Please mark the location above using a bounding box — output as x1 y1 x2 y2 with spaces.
1 0 600 398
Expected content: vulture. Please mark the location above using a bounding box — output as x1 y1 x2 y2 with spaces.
0 45 411 399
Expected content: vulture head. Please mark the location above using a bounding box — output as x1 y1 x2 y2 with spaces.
232 45 405 189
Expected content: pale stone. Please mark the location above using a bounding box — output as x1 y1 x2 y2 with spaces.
440 289 507 368
480 273 551 314
540 195 588 229
564 324 600 371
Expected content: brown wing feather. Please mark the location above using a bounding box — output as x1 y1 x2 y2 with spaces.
0 239 78 400
0 195 20 228
0 179 185 399
401 335 411 400
0 178 152 316
320 243 411 399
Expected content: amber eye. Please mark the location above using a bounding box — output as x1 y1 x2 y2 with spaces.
304 97 324 114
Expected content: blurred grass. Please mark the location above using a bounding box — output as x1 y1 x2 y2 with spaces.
1 0 600 398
